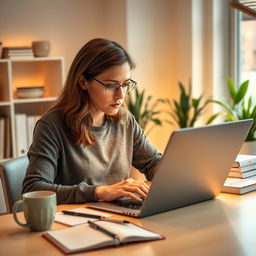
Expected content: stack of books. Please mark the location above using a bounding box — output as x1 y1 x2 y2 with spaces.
2 46 34 59
228 154 256 178
222 154 256 195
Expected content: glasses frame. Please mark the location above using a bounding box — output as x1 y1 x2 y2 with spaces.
91 77 137 94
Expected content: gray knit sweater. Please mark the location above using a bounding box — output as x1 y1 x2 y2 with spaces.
22 110 162 204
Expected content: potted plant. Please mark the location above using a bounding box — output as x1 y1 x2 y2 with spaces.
209 78 256 154
127 87 165 180
127 87 164 135
164 81 211 128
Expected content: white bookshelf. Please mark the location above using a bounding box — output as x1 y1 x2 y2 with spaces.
0 57 65 161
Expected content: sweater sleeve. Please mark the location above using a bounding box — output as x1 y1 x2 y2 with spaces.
130 114 162 180
22 120 98 204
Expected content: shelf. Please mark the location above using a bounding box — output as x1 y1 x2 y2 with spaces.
0 57 64 159
0 102 11 107
6 57 64 62
13 97 57 104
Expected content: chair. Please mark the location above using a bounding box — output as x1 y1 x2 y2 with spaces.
0 156 29 214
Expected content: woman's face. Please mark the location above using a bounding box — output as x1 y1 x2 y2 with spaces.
85 62 131 120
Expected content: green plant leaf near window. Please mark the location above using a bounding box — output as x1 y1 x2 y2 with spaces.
164 81 211 128
209 78 256 141
127 87 165 135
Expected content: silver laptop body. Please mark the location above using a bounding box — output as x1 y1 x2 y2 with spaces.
87 119 253 218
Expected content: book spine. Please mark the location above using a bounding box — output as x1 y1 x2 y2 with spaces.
4 116 11 159
230 164 256 173
26 115 38 148
228 170 256 178
0 117 5 159
221 186 240 194
232 157 256 168
0 178 8 214
15 114 28 156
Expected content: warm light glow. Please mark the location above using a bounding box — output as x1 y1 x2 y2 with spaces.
13 79 45 98
14 81 44 89
2 38 34 48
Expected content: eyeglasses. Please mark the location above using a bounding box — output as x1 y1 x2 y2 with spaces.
91 77 137 94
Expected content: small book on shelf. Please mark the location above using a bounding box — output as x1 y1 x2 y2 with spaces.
43 221 164 254
2 46 34 59
232 154 256 168
4 116 11 159
0 117 5 159
15 113 28 156
222 177 256 194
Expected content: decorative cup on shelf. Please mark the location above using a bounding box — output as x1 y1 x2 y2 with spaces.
32 40 51 57
12 191 56 231
16 86 45 98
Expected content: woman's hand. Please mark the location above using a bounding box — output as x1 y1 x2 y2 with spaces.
95 178 150 202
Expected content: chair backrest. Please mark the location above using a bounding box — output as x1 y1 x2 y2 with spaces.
0 156 29 213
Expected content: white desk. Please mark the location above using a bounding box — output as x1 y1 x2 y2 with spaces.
0 192 256 256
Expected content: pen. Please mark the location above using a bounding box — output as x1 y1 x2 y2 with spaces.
88 220 119 240
101 218 130 224
61 210 102 219
61 210 130 224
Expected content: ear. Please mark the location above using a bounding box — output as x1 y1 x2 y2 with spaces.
79 75 88 90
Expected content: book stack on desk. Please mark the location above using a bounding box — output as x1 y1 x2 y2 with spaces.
222 154 256 194
228 154 256 179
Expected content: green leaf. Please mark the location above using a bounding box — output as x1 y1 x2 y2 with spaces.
227 77 236 101
234 80 249 105
206 113 220 124
192 98 199 109
151 118 162 125
209 100 238 119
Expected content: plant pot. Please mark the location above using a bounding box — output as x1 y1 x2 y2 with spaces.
32 41 50 57
239 141 256 155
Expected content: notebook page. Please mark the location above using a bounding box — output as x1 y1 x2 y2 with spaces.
95 221 162 242
45 224 117 253
55 207 112 226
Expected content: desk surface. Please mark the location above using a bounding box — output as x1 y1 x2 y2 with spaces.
1 192 256 256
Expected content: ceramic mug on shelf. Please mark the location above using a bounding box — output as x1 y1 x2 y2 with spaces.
12 191 56 231
32 40 51 57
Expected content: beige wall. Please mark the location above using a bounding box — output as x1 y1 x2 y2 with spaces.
126 0 193 151
0 0 127 73
0 0 231 152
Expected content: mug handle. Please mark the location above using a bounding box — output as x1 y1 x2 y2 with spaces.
12 200 30 228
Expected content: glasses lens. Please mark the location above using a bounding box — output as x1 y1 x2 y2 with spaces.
127 81 136 92
105 85 116 94
104 81 137 94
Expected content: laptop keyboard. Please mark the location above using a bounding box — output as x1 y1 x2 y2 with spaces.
114 196 144 210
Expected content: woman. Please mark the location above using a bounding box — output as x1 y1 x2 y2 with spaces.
22 38 162 204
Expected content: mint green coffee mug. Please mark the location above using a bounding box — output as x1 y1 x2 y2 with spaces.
12 191 56 231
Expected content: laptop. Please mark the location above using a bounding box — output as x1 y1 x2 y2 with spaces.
87 119 253 217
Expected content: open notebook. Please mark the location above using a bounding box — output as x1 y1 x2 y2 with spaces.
43 221 163 254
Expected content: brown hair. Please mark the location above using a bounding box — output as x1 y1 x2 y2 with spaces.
50 38 135 146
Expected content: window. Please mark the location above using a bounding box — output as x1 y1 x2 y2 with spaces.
239 13 256 95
